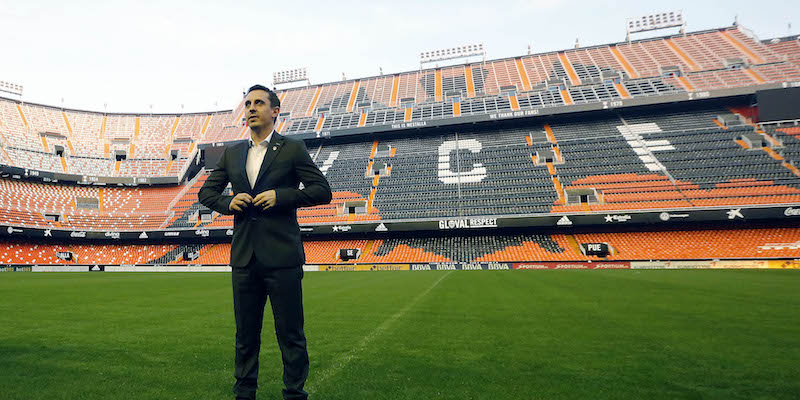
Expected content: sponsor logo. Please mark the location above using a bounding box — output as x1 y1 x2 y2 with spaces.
163 231 180 237
438 218 498 230
90 265 103 271
325 265 356 271
604 214 631 223
43 229 52 237
195 229 210 237
769 260 800 269
369 265 406 271
727 208 744 220
758 241 800 250
486 263 510 270
0 266 32 272
555 263 590 269
659 212 689 221
6 227 22 234
593 263 629 269
375 223 388 232
138 232 148 239
70 231 87 238
461 263 483 270
433 264 458 270
709 260 768 269
104 231 120 239
785 207 800 217
411 264 431 271
631 261 714 270
226 229 234 236
515 263 551 270
299 227 313 232
332 225 352 232
514 262 629 270
557 216 572 226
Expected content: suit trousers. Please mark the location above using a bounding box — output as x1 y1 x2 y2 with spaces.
231 257 309 400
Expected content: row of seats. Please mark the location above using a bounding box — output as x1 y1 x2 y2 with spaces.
0 178 183 229
279 27 788 117
2 29 798 174
2 227 799 264
0 101 226 176
3 104 800 228
253 28 799 135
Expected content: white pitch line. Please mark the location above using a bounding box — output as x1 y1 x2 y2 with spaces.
309 271 453 390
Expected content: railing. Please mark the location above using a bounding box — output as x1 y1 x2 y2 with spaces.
166 169 203 211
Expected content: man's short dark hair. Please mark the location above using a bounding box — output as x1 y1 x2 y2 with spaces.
247 84 280 109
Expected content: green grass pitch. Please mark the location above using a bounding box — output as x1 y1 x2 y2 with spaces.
1 270 799 400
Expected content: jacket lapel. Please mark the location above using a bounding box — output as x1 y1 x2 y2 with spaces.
239 140 250 189
254 133 284 189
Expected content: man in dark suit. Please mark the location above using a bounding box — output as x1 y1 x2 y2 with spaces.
199 85 332 400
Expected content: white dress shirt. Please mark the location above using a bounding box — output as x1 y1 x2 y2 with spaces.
246 131 274 189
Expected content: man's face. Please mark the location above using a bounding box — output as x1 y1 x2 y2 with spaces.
244 90 279 130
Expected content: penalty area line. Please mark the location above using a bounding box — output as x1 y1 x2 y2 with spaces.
308 271 453 390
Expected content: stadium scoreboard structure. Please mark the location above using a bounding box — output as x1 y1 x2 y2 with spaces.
626 10 685 41
0 79 23 96
757 86 800 122
273 67 309 86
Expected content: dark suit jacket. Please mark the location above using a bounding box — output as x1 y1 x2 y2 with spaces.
198 133 332 267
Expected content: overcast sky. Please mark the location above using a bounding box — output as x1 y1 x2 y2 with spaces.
0 0 797 114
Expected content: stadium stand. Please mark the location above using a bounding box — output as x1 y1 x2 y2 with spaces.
64 110 105 157
764 36 800 67
200 111 237 143
0 242 177 264
252 27 800 135
0 178 183 230
2 24 800 268
576 227 800 260
2 27 799 180
182 228 800 263
0 99 31 150
0 100 219 177
3 105 800 229
2 228 799 265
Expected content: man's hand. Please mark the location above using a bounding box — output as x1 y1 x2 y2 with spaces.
229 193 253 212
253 190 277 210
